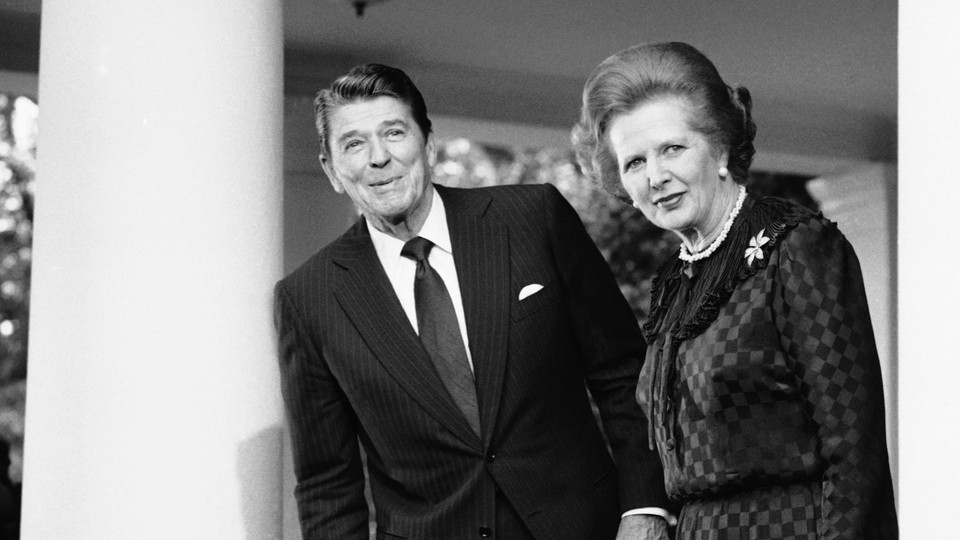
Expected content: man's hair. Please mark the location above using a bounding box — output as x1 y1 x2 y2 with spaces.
314 63 432 158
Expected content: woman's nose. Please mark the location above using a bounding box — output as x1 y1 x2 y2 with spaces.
647 159 668 189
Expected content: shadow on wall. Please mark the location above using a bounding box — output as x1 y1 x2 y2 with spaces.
238 425 285 540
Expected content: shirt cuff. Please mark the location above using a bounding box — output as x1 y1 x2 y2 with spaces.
621 507 678 527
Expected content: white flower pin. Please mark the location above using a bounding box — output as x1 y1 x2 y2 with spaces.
744 229 770 266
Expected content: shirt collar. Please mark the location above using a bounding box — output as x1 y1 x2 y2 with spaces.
368 187 451 272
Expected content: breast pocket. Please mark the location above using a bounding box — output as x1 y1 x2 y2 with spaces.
511 279 559 321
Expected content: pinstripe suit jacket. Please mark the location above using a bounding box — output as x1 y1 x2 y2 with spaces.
275 183 672 539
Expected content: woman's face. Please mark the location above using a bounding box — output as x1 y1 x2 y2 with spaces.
608 96 730 238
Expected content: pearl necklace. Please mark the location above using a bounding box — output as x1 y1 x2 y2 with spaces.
678 185 747 263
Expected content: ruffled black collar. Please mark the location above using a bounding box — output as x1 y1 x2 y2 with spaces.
641 194 819 343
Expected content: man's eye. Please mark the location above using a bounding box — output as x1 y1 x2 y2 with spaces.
665 145 683 154
345 140 361 150
386 129 405 139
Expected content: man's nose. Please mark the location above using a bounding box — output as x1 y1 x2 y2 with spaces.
368 140 390 168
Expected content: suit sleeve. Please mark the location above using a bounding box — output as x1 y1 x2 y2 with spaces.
540 183 674 513
773 220 898 538
274 281 370 539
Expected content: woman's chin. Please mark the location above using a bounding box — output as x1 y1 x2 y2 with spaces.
655 212 693 235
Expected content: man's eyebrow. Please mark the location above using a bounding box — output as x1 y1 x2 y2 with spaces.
335 118 408 144
336 129 361 144
380 118 408 129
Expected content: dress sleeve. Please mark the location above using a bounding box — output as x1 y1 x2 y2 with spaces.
772 218 898 538
274 281 370 539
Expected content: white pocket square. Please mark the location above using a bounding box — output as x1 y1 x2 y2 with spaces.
518 283 544 301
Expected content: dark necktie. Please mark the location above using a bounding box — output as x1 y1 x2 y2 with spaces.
401 237 481 437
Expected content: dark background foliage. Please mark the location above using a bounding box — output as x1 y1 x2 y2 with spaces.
0 93 33 488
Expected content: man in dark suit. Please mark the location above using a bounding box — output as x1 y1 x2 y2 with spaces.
275 63 674 539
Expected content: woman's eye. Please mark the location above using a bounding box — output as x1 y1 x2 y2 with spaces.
665 145 683 155
625 158 644 172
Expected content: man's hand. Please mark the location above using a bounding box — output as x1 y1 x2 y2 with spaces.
615 514 671 540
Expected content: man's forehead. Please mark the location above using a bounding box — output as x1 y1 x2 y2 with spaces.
328 96 413 137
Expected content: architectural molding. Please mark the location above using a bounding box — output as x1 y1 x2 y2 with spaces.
285 48 897 166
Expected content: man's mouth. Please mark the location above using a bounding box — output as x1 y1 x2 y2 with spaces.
370 176 400 187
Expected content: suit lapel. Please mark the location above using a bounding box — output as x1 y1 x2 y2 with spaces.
331 219 480 447
440 186 511 445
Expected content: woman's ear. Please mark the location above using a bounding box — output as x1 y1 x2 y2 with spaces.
717 149 730 179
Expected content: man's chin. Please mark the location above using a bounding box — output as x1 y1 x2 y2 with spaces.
362 205 411 227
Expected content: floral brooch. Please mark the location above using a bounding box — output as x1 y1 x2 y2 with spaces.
744 229 770 266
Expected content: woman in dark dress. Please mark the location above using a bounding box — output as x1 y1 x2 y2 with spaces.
572 42 898 539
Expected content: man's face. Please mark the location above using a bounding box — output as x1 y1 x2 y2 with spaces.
321 96 436 233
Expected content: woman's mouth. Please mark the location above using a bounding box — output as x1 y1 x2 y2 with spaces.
654 192 684 208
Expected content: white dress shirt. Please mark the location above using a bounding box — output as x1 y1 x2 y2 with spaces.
368 189 474 371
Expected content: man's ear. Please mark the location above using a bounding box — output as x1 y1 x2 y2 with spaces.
320 154 344 194
426 133 437 168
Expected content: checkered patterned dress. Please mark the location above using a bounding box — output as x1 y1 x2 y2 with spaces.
637 196 898 539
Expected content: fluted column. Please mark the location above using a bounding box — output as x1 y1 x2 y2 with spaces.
21 1 285 538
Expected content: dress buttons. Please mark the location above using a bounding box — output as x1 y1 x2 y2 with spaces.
479 526 492 537
665 439 676 450
486 452 496 463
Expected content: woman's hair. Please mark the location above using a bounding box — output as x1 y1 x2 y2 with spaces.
314 63 432 158
572 42 756 202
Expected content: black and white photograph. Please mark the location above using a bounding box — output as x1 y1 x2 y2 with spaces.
0 1 955 538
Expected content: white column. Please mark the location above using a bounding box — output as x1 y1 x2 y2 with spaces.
899 2 960 536
806 163 898 495
21 1 285 538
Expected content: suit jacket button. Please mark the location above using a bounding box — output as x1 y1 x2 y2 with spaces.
479 526 493 537
486 452 496 463
665 439 676 450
